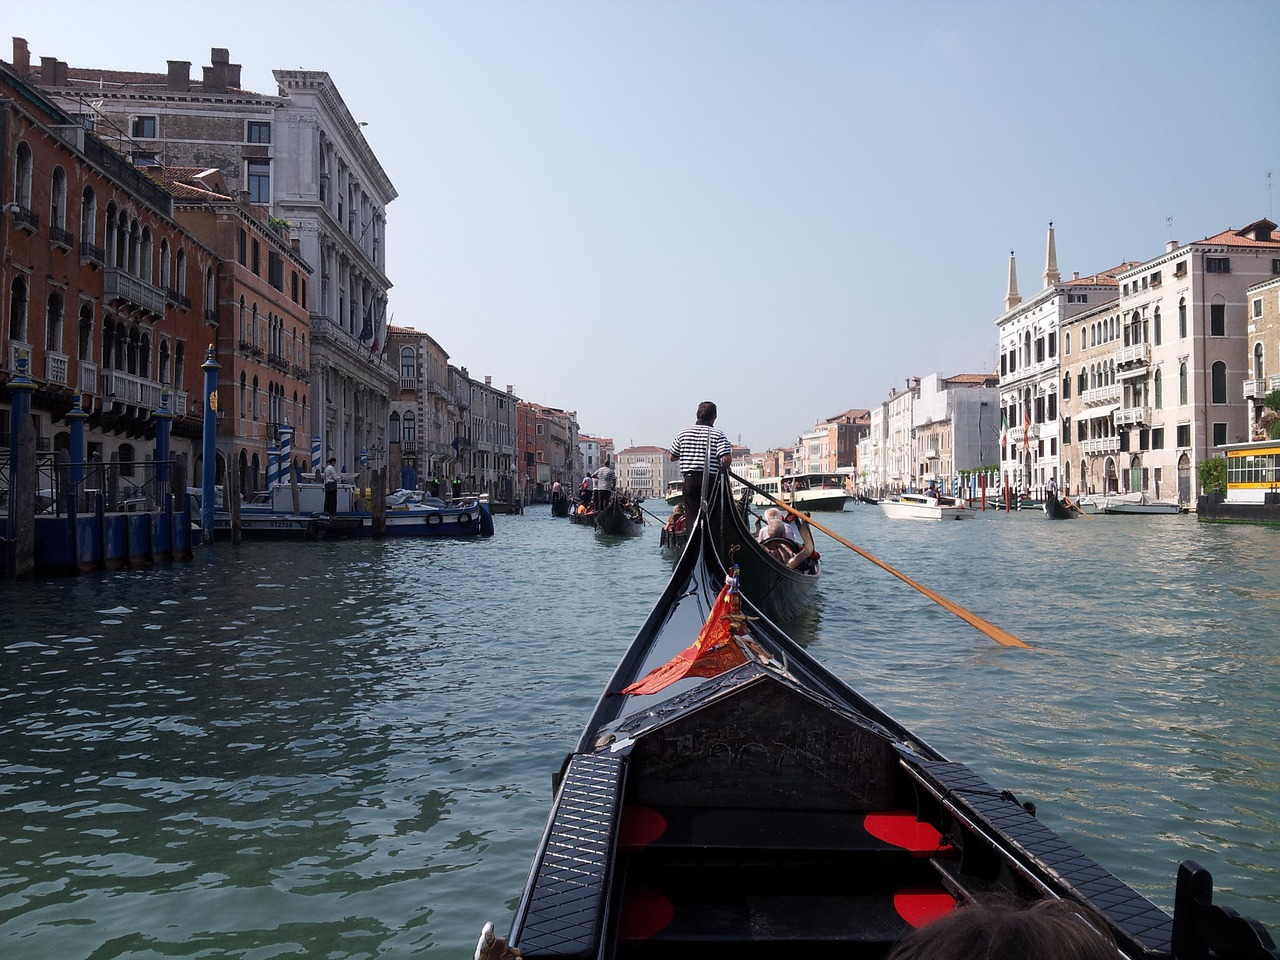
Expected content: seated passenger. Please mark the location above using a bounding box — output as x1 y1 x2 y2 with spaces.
664 504 687 533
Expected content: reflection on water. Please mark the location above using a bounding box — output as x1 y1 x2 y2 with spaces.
0 506 1276 958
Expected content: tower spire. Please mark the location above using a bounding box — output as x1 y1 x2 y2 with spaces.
1005 250 1021 311
1043 220 1060 286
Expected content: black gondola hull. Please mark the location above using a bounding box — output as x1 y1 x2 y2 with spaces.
497 512 1277 960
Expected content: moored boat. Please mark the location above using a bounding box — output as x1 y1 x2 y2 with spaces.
1076 492 1183 515
550 490 570 517
216 482 493 539
482 511 1277 960
879 492 974 520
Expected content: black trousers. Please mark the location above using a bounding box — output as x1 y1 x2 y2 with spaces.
682 470 714 518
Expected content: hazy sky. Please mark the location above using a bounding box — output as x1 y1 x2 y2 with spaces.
10 1 1280 450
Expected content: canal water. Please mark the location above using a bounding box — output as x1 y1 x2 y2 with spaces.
1 503 1276 958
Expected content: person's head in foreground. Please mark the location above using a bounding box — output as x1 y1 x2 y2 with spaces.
886 899 1120 960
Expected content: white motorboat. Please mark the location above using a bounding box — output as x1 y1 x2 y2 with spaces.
877 492 974 520
751 473 851 511
1074 492 1182 515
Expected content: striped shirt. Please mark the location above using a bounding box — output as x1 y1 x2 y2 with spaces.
670 423 732 474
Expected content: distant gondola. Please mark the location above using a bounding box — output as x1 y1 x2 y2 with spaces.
592 496 644 536
550 491 570 517
1044 489 1083 519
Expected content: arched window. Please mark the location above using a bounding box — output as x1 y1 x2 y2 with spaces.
9 276 29 342
159 339 171 385
78 305 94 361
1211 361 1227 404
1062 371 1071 399
1153 307 1161 346
140 227 153 282
1154 369 1163 409
403 410 416 444
389 411 402 444
175 248 187 295
14 142 33 208
50 167 67 231
253 375 260 419
1178 298 1187 338
81 186 97 246
174 342 185 387
239 296 247 341
159 238 172 290
400 346 416 380
240 372 248 418
1255 342 1265 380
1179 363 1188 405
205 267 216 320
1064 332 1070 355
128 219 142 276
46 292 64 354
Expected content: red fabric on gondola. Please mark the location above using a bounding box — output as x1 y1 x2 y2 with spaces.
894 887 957 928
863 811 951 857
620 570 747 697
619 887 675 940
619 805 668 851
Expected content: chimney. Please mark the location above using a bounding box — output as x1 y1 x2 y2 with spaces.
227 63 242 89
204 48 231 92
1166 240 1179 253
507 385 514 394
40 57 65 86
12 38 30 78
167 60 191 92
485 375 492 386
1073 271 1080 280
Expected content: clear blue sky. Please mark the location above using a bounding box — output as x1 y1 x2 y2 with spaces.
10 1 1280 451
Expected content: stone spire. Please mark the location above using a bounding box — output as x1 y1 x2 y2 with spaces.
1043 220 1060 287
1004 250 1021 311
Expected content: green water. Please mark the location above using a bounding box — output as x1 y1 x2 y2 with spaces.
1 506 1276 957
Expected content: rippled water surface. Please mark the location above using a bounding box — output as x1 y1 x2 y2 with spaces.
1 504 1277 958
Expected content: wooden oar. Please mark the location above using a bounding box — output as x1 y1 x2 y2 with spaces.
732 472 1032 649
1061 494 1091 519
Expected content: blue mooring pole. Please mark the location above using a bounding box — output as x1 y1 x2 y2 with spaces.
201 346 220 543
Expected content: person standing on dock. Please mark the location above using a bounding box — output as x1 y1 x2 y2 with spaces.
323 458 339 515
669 401 732 523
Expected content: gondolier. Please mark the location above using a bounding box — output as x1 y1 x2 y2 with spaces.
669 400 732 521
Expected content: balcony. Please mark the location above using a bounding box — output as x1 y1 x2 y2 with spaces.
1116 342 1150 367
8 339 32 371
1244 378 1267 400
11 204 38 233
399 376 417 391
166 287 191 311
77 359 98 394
44 351 69 385
1083 436 1121 455
104 267 166 318
80 241 105 268
50 225 74 250
99 368 164 410
1083 384 1121 405
1115 405 1151 427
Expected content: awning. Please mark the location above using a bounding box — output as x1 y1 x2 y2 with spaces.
1083 404 1119 419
